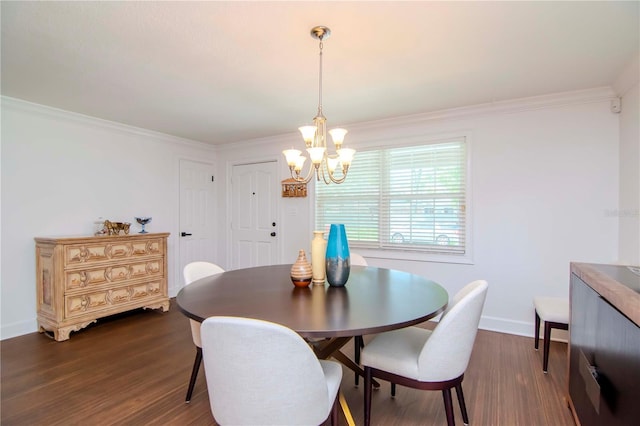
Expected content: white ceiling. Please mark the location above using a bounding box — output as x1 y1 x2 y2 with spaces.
1 1 638 145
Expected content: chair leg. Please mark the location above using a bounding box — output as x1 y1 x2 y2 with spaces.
455 383 469 425
391 383 396 397
364 367 373 426
330 394 339 426
543 321 551 373
442 388 455 426
354 335 364 385
534 310 540 350
185 346 202 403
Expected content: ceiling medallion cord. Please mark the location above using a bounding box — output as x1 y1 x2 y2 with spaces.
283 26 355 185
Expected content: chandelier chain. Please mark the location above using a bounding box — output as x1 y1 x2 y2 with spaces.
318 40 323 115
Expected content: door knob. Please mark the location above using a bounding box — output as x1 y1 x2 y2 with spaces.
270 232 276 237
181 232 192 237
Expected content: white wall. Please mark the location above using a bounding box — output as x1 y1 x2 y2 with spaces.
614 55 640 265
0 87 623 340
216 88 620 336
1 97 217 339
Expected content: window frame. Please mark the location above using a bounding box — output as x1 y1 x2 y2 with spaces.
313 132 473 265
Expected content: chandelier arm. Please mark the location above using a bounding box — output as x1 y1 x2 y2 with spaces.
320 162 332 185
326 167 347 184
289 162 316 184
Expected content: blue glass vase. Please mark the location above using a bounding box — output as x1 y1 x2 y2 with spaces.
325 224 350 287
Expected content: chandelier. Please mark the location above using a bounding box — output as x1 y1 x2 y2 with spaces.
283 26 355 185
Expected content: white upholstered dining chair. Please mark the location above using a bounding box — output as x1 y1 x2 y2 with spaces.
361 280 488 426
200 316 343 426
349 252 368 385
182 261 225 403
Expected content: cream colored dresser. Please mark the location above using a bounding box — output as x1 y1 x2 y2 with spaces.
35 233 170 341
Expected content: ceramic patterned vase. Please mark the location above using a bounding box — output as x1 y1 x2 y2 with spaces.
290 249 313 287
325 224 350 287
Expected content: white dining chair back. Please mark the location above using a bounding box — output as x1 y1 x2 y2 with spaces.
183 261 225 349
417 279 488 381
200 316 342 426
183 261 225 286
350 252 368 266
182 261 225 403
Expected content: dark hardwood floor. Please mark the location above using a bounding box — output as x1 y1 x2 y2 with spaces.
1 300 574 425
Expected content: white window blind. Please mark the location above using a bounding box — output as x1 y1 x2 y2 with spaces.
315 138 467 255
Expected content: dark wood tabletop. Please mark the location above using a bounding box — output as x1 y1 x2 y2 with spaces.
176 264 448 339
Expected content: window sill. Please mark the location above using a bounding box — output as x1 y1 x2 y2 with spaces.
351 247 474 265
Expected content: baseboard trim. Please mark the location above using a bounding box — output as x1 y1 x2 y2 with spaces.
480 315 531 336
1 312 569 342
479 315 568 343
1 319 39 341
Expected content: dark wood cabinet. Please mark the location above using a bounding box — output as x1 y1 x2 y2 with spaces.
568 264 640 426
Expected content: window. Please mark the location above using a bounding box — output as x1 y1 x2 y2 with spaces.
315 137 468 257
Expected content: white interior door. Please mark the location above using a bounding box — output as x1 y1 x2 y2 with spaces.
179 159 216 282
231 161 279 269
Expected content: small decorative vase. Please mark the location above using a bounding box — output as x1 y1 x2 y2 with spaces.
290 249 313 287
325 224 350 287
311 231 327 285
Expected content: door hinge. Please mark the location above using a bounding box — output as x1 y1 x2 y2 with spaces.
211 175 215 182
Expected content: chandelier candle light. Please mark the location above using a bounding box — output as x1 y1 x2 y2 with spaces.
283 26 355 185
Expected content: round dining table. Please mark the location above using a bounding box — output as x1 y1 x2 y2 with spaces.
176 263 448 426
176 263 448 339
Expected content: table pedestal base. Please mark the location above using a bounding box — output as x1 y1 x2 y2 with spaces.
310 336 380 388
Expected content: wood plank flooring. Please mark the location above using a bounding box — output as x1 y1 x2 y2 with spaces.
1 300 575 425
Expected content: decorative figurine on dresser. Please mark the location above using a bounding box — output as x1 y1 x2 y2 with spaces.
35 232 170 341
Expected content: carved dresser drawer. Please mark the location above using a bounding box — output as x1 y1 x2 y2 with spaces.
35 233 170 341
64 238 164 265
64 281 163 318
64 259 164 290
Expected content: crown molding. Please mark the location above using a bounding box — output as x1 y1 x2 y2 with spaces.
216 129 300 153
217 86 617 150
1 96 216 151
348 86 617 134
4 86 616 152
